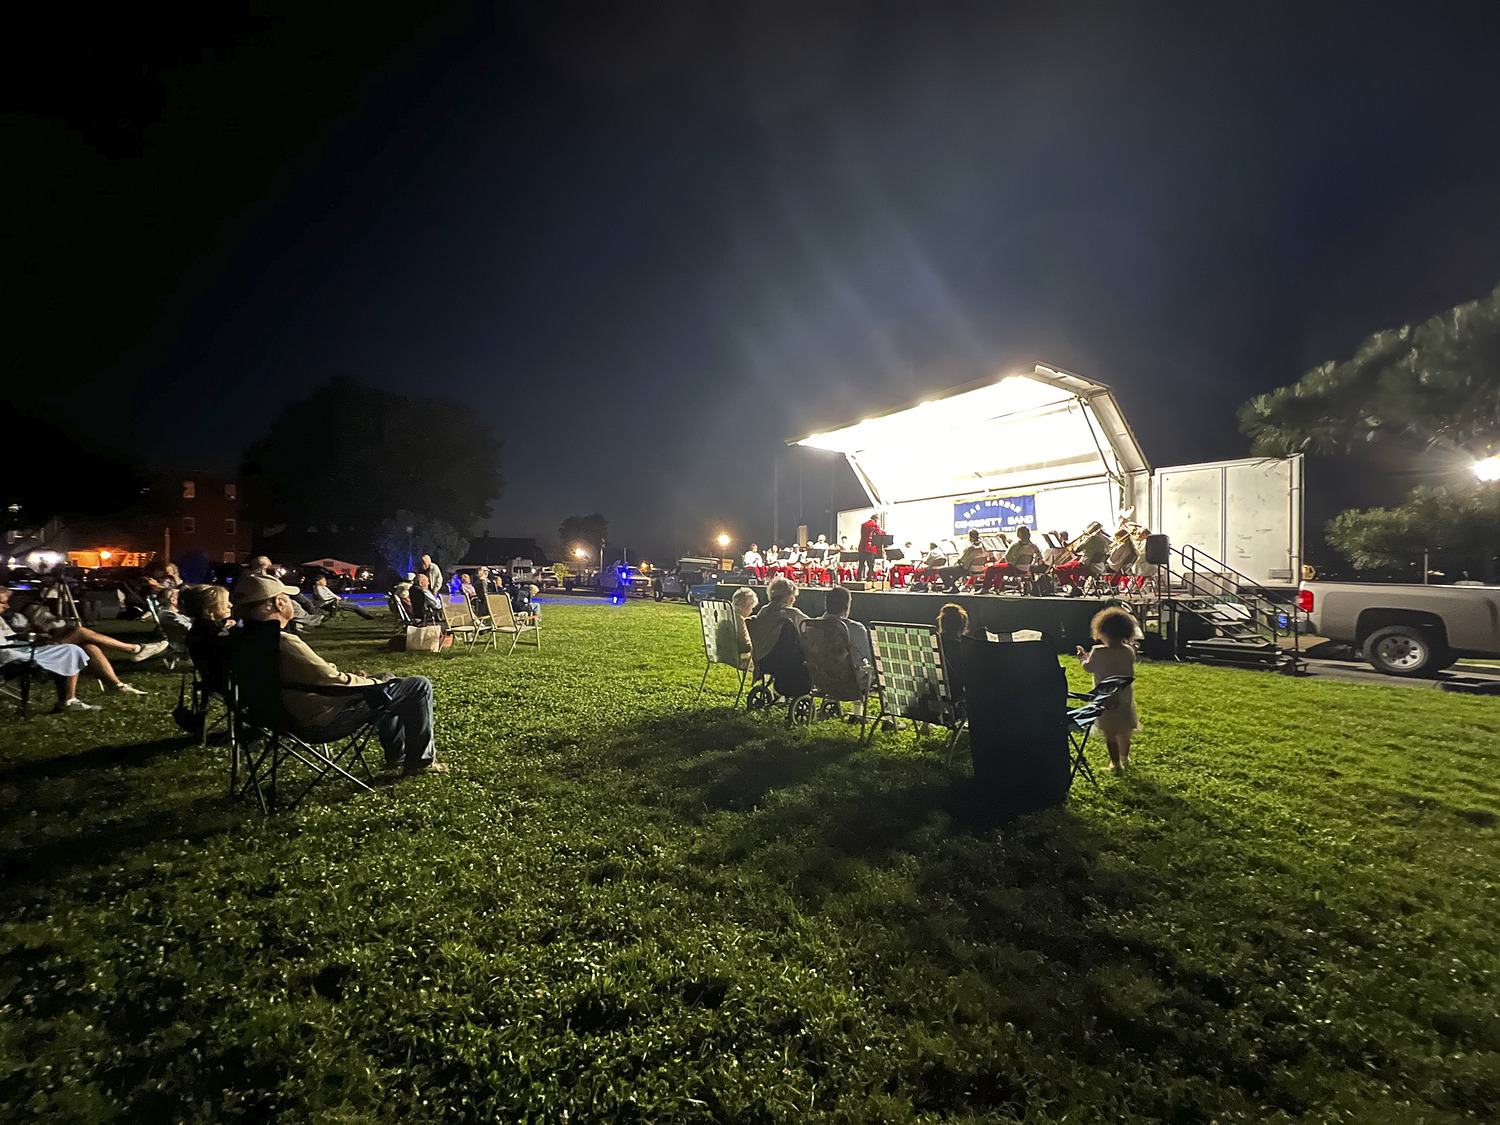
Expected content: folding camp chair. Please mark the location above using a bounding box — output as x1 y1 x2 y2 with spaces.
443 599 484 651
388 593 414 630
960 634 1106 819
182 624 233 747
1063 676 1134 789
869 622 962 753
797 616 879 736
695 599 751 705
0 638 55 717
226 621 380 812
147 596 191 671
485 594 540 654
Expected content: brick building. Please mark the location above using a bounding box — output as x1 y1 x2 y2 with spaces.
141 472 246 567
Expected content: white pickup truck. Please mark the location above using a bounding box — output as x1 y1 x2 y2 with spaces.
1298 580 1500 676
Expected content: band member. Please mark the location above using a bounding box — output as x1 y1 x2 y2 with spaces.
1105 526 1138 583
938 531 990 591
857 512 884 580
743 542 766 580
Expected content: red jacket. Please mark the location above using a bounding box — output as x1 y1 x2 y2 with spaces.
858 518 883 553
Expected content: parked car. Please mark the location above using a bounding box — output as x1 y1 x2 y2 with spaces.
1298 580 1500 676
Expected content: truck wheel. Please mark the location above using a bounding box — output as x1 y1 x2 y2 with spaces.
1364 625 1447 677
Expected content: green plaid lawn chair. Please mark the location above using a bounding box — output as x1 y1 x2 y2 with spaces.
870 622 964 753
695 600 751 705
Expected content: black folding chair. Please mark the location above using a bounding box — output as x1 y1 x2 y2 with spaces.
180 623 234 747
1 639 55 717
959 634 1074 819
227 621 383 812
1064 676 1134 789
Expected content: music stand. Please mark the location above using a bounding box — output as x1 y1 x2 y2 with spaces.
881 546 906 589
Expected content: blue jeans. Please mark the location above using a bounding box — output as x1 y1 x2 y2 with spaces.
373 676 436 772
301 676 435 772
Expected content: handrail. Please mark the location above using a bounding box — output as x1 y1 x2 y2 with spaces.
1164 542 1303 660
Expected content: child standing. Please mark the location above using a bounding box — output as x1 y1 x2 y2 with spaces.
1076 606 1141 774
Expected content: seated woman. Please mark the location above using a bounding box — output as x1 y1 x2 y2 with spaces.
747 576 812 698
715 586 757 671
181 584 234 698
0 587 153 706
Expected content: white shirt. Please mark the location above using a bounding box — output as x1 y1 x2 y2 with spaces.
743 551 764 567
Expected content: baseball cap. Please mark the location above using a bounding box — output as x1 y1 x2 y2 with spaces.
230 573 300 607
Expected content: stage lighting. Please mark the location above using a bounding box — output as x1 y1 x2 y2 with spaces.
1473 455 1500 482
716 533 731 548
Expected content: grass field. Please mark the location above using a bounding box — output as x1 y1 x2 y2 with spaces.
2 601 1497 1123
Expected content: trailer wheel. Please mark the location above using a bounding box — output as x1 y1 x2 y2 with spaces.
1364 625 1449 677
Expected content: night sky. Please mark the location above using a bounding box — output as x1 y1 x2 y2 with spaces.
11 3 1500 561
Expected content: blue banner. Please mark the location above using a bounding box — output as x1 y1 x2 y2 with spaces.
953 494 1036 534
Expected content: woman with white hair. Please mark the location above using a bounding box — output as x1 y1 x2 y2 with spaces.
747 576 812 697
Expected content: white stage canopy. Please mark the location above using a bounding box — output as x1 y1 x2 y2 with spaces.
792 364 1149 508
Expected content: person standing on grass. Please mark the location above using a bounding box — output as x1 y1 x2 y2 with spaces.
1076 606 1141 774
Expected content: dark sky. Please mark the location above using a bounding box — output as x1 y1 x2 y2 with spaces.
10 2 1500 560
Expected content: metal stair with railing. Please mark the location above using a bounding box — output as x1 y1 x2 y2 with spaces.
1153 544 1305 673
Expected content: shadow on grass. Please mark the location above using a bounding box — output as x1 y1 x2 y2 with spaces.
0 733 197 786
605 709 1324 1117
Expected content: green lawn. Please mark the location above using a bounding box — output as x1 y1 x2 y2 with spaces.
2 602 1497 1123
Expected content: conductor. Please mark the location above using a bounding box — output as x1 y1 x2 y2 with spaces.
857 512 885 581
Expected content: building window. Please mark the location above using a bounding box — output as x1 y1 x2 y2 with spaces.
182 517 195 534
222 551 237 564
224 518 236 535
225 483 236 500
182 480 195 499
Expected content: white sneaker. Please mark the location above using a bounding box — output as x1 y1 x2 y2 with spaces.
63 697 101 711
110 683 149 695
130 640 170 662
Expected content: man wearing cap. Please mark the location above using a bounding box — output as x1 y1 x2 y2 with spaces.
230 574 447 775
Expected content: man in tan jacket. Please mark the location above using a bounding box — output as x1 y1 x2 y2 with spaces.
231 575 447 775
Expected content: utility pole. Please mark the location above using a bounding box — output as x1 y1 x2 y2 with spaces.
772 454 779 545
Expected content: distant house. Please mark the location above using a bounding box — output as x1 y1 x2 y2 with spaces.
461 534 551 567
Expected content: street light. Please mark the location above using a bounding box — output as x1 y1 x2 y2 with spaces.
716 533 731 548
574 547 588 559
1473 455 1500 482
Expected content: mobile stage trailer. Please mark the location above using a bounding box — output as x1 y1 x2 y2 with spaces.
794 363 1303 587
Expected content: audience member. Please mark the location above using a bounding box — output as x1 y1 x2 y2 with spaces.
748 575 811 696
720 586 757 668
309 575 376 620
155 586 193 632
408 572 445 626
821 585 873 718
0 587 100 711
0 587 160 699
417 554 443 597
231 575 447 775
243 556 322 624
181 584 234 696
937 602 969 703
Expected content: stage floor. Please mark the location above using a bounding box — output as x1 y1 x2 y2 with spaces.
713 583 1117 651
